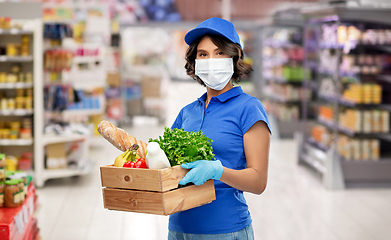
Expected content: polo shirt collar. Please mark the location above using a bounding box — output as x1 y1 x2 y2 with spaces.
198 86 243 103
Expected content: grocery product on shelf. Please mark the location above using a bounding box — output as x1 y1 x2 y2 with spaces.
0 154 5 181
0 34 31 58
299 6 391 189
0 181 3 208
4 180 19 208
261 25 310 137
0 119 33 140
337 135 380 161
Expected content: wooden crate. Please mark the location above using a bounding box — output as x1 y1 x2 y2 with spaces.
100 165 216 215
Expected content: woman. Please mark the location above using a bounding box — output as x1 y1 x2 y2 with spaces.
169 17 271 240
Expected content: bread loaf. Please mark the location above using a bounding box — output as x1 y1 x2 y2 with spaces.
97 120 147 158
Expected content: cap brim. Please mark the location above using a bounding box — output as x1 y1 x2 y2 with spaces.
185 27 235 46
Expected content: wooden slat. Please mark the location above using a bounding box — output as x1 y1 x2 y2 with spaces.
103 188 164 215
100 165 161 191
163 180 216 215
100 165 189 192
159 165 189 192
102 180 216 215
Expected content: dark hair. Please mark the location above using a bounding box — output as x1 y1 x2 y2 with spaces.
184 34 253 86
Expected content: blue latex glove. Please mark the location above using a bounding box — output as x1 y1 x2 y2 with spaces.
179 160 223 186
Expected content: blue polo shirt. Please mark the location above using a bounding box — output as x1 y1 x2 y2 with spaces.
169 86 271 234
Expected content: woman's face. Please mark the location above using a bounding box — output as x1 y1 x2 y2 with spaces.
196 36 231 60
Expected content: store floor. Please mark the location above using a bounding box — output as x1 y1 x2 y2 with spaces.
35 82 391 240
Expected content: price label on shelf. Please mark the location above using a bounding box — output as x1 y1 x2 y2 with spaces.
14 212 25 234
29 197 34 216
23 205 29 224
0 56 6 62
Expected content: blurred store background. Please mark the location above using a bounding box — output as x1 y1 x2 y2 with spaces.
1 0 391 239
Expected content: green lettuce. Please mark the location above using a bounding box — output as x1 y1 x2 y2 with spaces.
148 127 215 166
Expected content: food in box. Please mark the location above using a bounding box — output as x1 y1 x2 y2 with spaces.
97 121 217 215
100 165 215 215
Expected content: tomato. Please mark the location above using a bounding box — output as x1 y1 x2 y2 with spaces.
135 158 147 168
123 161 135 168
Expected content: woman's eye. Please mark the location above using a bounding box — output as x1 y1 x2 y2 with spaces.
217 52 224 56
199 53 207 57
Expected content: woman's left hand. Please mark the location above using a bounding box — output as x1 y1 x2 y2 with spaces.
179 160 223 186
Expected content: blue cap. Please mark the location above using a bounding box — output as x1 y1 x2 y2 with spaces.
185 17 241 47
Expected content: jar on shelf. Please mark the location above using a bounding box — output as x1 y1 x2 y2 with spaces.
7 98 16 110
20 45 29 56
10 121 20 130
8 175 24 204
9 130 18 140
15 97 24 109
16 89 24 97
15 171 28 198
18 73 25 82
20 128 32 139
24 97 33 109
0 98 7 110
0 154 5 180
17 178 24 204
2 17 11 29
6 74 17 83
25 72 33 83
6 44 19 56
26 89 33 97
5 156 18 171
0 181 4 207
4 179 19 207
2 129 10 139
0 72 6 82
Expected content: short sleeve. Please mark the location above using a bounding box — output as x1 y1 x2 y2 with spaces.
171 109 183 130
240 98 271 135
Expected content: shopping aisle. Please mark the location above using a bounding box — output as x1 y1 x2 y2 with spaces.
35 82 391 240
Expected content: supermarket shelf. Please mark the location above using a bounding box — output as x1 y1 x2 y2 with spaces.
341 159 391 182
317 116 336 129
263 41 301 48
338 98 391 111
264 93 302 104
42 134 87 146
318 116 391 139
307 137 330 152
265 77 304 84
43 164 93 180
299 151 326 174
319 42 344 49
0 28 34 35
318 94 338 103
0 55 33 62
319 95 391 111
72 56 104 63
0 82 33 89
0 139 33 146
0 109 34 116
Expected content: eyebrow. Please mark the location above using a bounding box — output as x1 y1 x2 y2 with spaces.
197 47 221 53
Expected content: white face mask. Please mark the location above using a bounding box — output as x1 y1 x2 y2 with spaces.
195 58 234 90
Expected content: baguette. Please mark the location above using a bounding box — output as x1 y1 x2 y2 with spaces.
97 120 147 158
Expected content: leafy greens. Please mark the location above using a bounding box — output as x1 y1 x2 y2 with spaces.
148 127 215 166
